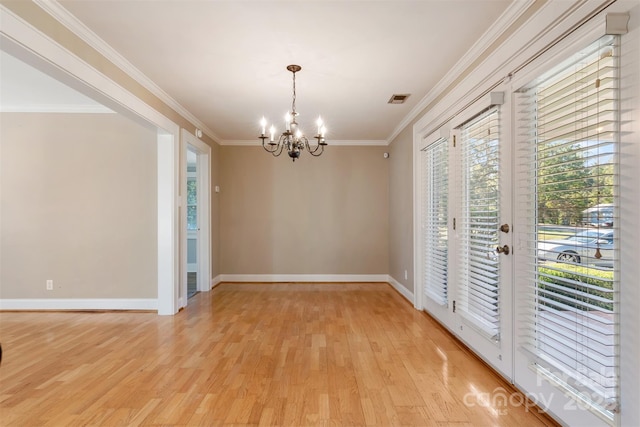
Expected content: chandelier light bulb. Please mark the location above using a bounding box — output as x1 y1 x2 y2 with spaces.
260 117 267 135
285 112 291 131
269 125 275 142
321 126 327 138
316 117 323 135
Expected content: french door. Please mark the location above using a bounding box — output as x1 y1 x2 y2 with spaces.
419 97 513 379
418 34 621 426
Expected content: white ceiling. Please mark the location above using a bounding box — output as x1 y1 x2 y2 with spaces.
50 1 514 143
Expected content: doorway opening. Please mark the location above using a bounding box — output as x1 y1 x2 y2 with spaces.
181 129 211 308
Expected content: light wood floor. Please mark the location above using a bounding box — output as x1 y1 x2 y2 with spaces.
0 283 557 426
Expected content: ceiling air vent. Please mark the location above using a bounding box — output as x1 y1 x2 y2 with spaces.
388 94 410 104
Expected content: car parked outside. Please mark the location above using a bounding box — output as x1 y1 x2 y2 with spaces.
537 229 614 268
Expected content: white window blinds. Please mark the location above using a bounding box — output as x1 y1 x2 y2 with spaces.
516 35 619 420
422 138 449 306
458 108 501 340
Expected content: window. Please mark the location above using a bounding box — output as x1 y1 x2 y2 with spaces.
422 137 449 306
516 35 619 421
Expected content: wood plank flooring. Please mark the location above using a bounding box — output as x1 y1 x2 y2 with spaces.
0 283 557 426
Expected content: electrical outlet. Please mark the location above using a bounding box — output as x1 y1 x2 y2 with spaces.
46 279 53 291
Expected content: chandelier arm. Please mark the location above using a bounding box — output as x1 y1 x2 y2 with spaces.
272 136 286 157
261 137 279 153
305 138 326 156
299 136 309 150
272 145 284 157
307 145 325 157
262 141 283 156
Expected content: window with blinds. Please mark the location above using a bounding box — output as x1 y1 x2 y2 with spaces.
516 35 619 420
422 138 449 306
458 107 501 340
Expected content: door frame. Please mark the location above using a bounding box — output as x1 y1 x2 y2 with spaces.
0 10 181 315
180 129 211 308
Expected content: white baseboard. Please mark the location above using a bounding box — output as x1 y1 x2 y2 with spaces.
387 275 414 304
0 298 158 311
211 275 222 289
215 274 389 283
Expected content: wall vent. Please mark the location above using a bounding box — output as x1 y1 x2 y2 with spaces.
388 94 410 104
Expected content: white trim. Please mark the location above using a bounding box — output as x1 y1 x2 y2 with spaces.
215 274 388 283
387 0 535 143
219 139 388 146
211 275 222 289
32 0 221 144
450 91 504 129
0 299 158 311
157 131 179 315
0 104 113 113
387 275 414 304
411 1 610 143
510 11 616 89
0 7 178 135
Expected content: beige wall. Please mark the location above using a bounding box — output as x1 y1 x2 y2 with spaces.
0 112 157 298
219 146 389 275
388 126 414 293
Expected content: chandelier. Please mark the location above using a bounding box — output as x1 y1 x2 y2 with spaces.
259 65 327 161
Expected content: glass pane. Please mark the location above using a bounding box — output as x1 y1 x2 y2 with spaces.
187 205 197 230
187 178 197 205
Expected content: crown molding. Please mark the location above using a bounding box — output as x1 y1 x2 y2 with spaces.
220 139 389 146
1 104 114 113
386 0 537 143
33 0 222 143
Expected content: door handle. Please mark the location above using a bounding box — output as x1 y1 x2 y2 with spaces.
500 224 510 233
496 245 510 255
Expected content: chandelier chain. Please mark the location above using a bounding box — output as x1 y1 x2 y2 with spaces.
291 71 297 116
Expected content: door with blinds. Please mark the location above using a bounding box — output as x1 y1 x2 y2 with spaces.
416 26 624 427
513 35 620 426
453 106 513 377
419 100 513 378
